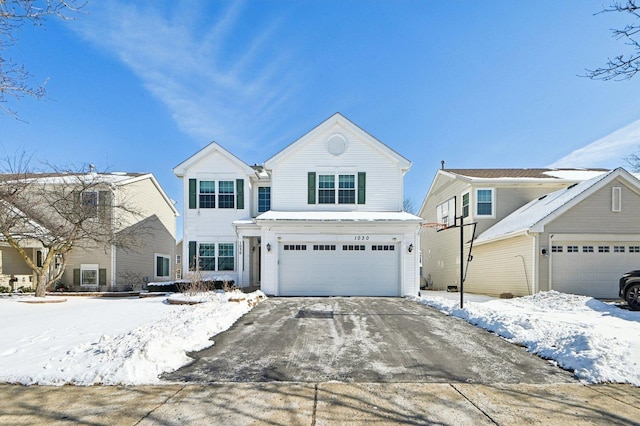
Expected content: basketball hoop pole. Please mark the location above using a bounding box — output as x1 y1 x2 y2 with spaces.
458 215 464 309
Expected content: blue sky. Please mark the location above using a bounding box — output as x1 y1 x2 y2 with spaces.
2 0 640 218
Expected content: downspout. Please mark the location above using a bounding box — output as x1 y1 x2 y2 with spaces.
526 230 538 294
110 185 117 291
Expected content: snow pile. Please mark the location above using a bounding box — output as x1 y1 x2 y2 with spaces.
416 291 640 385
0 291 264 386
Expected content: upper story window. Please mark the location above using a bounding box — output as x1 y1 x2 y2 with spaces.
462 192 470 218
318 175 335 204
81 191 98 218
218 181 235 208
308 172 366 205
338 175 355 204
189 178 244 210
258 187 271 213
436 197 455 227
476 188 494 217
199 181 216 208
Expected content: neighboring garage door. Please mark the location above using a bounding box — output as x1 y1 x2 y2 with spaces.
551 241 640 298
278 242 400 296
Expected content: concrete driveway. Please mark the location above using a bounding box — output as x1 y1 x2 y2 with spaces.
163 297 575 384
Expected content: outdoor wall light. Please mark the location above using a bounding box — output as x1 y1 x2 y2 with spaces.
266 243 271 252
408 243 414 253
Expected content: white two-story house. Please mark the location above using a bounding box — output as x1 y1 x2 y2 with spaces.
173 113 423 296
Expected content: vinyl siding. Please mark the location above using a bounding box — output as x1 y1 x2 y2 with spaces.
0 247 35 275
270 122 404 212
61 244 111 290
538 178 640 292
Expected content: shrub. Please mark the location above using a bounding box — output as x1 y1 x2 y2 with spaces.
0 286 10 293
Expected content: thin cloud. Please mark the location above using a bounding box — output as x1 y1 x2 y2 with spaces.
70 1 297 154
548 119 640 169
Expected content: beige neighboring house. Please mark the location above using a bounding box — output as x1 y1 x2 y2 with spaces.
419 167 640 299
0 172 179 292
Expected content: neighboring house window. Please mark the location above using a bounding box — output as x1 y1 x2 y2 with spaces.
176 255 181 264
218 243 235 271
218 181 235 208
80 264 99 286
612 187 622 212
81 191 98 218
476 189 494 216
258 187 271 212
436 197 455 227
155 254 170 278
318 175 335 204
338 174 355 204
462 192 470 218
198 243 216 271
199 181 216 208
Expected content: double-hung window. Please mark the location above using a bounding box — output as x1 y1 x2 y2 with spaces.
318 175 335 204
476 188 494 216
199 181 216 208
338 174 355 204
81 191 98 218
80 264 99 286
462 192 470 218
218 181 235 208
218 243 235 271
258 187 271 213
198 243 216 271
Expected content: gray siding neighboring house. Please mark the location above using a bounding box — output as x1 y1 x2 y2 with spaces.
0 172 178 292
419 167 639 299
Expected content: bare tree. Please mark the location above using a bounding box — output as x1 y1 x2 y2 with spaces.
625 150 640 171
1 0 83 117
0 157 144 297
403 196 418 215
585 0 640 81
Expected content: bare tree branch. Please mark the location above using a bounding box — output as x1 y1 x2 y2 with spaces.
0 0 84 118
585 0 640 80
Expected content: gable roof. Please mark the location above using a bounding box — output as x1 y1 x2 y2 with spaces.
419 167 610 216
475 168 640 244
172 141 256 177
264 112 411 170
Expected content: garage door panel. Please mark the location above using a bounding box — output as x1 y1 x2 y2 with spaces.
552 242 640 298
279 243 399 296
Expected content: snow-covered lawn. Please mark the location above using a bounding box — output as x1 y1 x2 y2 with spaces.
0 291 264 386
415 290 640 386
1 289 638 386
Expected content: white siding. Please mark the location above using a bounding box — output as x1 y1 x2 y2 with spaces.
270 121 404 212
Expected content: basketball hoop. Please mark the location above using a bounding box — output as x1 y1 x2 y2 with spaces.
422 222 448 231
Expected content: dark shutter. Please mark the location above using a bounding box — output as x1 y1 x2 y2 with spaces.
357 172 366 204
98 191 111 221
189 179 197 209
236 179 244 209
307 172 316 204
188 241 197 270
99 268 107 286
73 269 80 286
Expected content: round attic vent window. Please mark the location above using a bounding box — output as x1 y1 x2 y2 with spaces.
327 133 347 156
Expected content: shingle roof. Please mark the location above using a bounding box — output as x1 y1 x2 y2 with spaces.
445 168 609 179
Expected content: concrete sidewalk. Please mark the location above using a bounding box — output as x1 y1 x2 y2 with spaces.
1 382 638 425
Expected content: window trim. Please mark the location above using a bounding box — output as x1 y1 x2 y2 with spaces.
312 172 360 205
196 242 235 272
612 186 622 212
461 191 470 218
217 180 235 209
198 180 216 209
475 188 495 217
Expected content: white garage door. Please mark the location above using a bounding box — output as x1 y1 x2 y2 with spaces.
551 241 640 298
278 242 400 296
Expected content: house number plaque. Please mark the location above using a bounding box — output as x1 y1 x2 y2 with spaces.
354 236 370 241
